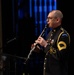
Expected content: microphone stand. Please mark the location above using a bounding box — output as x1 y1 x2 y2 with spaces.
3 53 26 60
1 37 27 75
2 53 26 75
6 37 16 44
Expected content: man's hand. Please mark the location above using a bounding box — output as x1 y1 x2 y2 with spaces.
31 43 40 53
35 36 48 48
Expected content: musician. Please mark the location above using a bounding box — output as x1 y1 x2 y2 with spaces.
33 10 70 75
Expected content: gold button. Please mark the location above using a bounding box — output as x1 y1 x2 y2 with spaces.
44 63 46 65
54 29 56 32
44 67 46 70
45 58 47 60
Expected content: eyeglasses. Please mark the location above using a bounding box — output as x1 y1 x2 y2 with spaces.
47 17 53 19
46 17 53 22
47 17 57 21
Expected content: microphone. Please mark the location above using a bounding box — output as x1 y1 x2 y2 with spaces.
7 37 16 44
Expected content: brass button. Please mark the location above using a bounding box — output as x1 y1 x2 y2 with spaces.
53 29 56 32
45 58 47 60
44 67 46 70
44 63 46 65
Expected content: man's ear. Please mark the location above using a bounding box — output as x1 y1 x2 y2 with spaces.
56 18 60 22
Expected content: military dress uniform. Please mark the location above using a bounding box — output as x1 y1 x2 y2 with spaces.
43 26 70 75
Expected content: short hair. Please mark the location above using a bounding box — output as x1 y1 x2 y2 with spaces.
50 10 63 19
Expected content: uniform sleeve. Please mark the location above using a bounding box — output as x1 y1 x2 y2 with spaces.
44 32 70 60
56 32 70 60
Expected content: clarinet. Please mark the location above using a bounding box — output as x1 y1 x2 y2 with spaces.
25 24 48 63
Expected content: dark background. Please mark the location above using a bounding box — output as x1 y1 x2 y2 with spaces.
0 0 74 75
57 1 74 75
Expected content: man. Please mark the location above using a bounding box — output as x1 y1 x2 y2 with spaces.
34 10 70 75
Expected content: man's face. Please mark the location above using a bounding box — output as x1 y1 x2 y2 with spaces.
47 12 58 28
